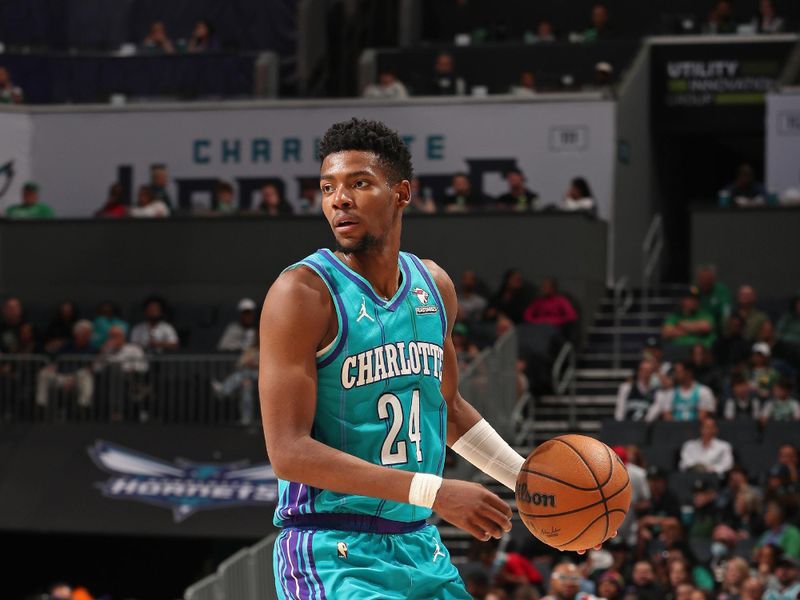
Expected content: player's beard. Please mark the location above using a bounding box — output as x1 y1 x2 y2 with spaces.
336 232 380 255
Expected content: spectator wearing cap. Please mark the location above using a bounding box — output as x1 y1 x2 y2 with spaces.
130 296 179 352
749 342 780 400
495 168 539 212
615 359 660 421
765 554 800 599
694 265 732 332
733 285 769 342
761 378 800 424
722 371 762 420
662 288 716 352
643 337 673 388
758 502 800 560
655 361 716 421
679 417 733 475
218 298 257 352
5 182 55 219
688 478 720 538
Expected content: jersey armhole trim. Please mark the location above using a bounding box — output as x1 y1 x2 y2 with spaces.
283 259 348 367
405 253 448 339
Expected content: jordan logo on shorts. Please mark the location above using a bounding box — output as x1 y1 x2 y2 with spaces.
337 541 348 559
356 296 374 322
432 542 445 562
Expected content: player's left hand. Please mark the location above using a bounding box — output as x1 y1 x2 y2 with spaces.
575 530 617 555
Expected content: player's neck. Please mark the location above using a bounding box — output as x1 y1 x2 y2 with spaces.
339 242 402 300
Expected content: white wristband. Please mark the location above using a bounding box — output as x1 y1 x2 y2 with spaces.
408 472 443 509
451 419 524 490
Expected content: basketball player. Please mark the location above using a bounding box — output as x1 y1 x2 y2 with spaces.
259 119 600 599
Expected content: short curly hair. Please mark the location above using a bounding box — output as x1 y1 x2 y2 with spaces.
318 118 413 184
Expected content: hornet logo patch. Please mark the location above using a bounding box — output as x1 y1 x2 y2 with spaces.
412 287 438 315
88 440 278 522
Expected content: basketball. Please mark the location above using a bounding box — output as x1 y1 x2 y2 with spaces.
515 434 632 552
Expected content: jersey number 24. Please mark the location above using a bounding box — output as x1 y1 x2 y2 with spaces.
377 390 422 465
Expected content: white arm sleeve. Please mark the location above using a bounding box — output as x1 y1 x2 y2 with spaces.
450 419 525 490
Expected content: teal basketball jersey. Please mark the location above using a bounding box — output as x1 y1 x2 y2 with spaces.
273 248 448 526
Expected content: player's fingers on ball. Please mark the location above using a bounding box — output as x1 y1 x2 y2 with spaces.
466 520 489 541
484 492 513 519
472 515 503 540
481 504 512 532
576 549 586 555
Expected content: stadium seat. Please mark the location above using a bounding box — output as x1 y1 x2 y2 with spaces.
718 419 760 445
651 421 699 450
737 442 778 482
599 420 649 446
762 422 800 447
668 471 720 505
641 445 679 471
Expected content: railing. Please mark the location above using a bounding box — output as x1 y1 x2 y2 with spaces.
612 276 634 369
185 534 278 600
551 342 577 430
641 213 664 325
0 354 246 425
458 329 518 442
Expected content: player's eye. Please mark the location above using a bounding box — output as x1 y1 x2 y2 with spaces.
354 180 369 189
321 184 334 194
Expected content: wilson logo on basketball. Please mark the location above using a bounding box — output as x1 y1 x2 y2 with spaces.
516 482 556 507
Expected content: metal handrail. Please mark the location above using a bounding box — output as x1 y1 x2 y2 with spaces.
613 276 633 369
641 214 664 326
551 342 577 429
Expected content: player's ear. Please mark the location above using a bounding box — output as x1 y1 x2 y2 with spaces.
395 180 411 208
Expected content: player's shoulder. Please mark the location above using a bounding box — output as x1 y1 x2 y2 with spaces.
418 258 455 295
264 264 332 313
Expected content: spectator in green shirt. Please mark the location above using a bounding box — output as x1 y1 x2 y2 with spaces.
757 501 800 559
662 289 716 349
734 285 769 342
5 182 55 219
695 264 732 331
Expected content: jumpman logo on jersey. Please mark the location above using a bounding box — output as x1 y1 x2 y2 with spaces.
356 296 375 322
432 542 445 563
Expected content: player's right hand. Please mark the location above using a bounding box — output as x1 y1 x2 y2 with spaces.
433 479 512 541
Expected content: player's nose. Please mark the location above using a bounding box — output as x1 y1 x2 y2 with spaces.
331 184 353 208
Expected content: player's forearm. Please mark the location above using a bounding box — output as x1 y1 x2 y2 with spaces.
445 392 483 445
268 434 414 505
446 392 523 490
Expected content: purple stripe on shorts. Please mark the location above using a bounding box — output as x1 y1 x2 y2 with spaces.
306 531 327 600
283 513 427 534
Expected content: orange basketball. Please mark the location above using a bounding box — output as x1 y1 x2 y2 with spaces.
515 434 631 552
